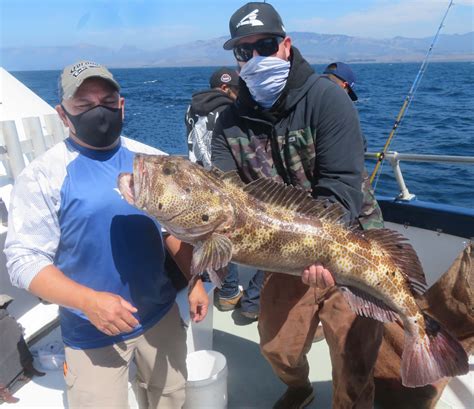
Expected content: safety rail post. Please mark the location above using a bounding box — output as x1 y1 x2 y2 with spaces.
1 120 26 179
44 113 67 146
389 152 416 201
22 116 47 158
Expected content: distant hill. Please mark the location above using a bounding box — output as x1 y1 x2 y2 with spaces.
2 32 473 71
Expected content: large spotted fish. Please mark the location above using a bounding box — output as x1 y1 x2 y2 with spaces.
118 154 468 387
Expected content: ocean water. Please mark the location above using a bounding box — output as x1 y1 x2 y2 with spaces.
11 62 474 208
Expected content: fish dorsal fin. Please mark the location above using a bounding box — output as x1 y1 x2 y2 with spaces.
363 229 427 294
219 170 246 188
243 178 347 223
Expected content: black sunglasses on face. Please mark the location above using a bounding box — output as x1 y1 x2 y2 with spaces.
233 37 283 63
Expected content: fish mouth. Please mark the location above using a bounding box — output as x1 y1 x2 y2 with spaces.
118 172 135 205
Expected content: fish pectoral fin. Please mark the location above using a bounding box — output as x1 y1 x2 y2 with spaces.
191 234 233 277
339 286 399 323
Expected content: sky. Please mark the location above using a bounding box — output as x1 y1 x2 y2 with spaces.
1 0 473 51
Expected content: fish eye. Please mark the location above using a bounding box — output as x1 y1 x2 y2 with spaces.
185 188 191 193
163 165 176 176
202 214 209 222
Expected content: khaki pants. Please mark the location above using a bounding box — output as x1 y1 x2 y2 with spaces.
259 273 383 409
64 304 187 409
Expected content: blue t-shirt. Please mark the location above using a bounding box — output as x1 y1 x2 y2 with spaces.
5 137 176 349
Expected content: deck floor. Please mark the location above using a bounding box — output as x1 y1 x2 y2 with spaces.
213 306 333 409
12 293 462 409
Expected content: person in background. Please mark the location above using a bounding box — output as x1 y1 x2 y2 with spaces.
5 60 209 409
212 2 384 408
185 67 239 169
185 67 264 320
323 61 358 102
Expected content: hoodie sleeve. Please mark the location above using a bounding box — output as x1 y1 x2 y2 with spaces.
312 83 365 221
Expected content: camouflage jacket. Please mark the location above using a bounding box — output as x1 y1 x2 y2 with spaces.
212 47 383 230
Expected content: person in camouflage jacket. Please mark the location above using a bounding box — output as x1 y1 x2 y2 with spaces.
212 3 383 408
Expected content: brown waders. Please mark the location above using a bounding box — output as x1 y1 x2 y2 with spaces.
259 273 383 409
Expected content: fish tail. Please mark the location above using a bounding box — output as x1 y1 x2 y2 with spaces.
401 314 469 387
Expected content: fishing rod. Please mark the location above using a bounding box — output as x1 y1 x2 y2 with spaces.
370 0 455 186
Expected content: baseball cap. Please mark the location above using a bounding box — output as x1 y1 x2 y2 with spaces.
323 62 358 101
209 67 239 89
223 2 286 50
59 60 120 100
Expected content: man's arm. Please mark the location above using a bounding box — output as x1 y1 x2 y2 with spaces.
312 82 365 221
303 81 365 287
164 234 209 322
29 265 139 336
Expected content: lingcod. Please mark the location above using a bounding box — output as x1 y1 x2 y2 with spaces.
118 154 468 388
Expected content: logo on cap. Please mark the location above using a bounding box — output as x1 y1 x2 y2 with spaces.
69 61 101 78
236 9 264 28
220 74 232 83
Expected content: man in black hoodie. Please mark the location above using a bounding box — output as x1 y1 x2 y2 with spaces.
212 3 383 409
185 67 239 169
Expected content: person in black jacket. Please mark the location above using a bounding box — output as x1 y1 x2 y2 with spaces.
185 67 239 168
212 3 383 408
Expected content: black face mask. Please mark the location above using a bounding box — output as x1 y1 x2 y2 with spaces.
62 105 123 148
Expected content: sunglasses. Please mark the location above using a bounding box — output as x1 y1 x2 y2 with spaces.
233 37 283 63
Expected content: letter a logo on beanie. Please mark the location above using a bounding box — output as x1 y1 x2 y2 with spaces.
236 9 264 28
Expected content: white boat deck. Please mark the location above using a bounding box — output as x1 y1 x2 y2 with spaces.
213 301 334 409
12 295 471 409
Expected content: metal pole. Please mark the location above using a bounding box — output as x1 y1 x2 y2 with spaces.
389 153 416 201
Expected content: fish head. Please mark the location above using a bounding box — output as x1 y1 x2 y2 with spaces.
118 154 235 240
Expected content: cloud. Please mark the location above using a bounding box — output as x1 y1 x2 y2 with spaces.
291 0 473 38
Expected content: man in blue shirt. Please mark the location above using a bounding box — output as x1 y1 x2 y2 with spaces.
5 60 209 408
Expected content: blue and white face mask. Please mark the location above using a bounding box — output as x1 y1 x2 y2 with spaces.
239 56 290 109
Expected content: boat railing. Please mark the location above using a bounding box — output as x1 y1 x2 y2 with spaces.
365 151 474 201
0 114 67 185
